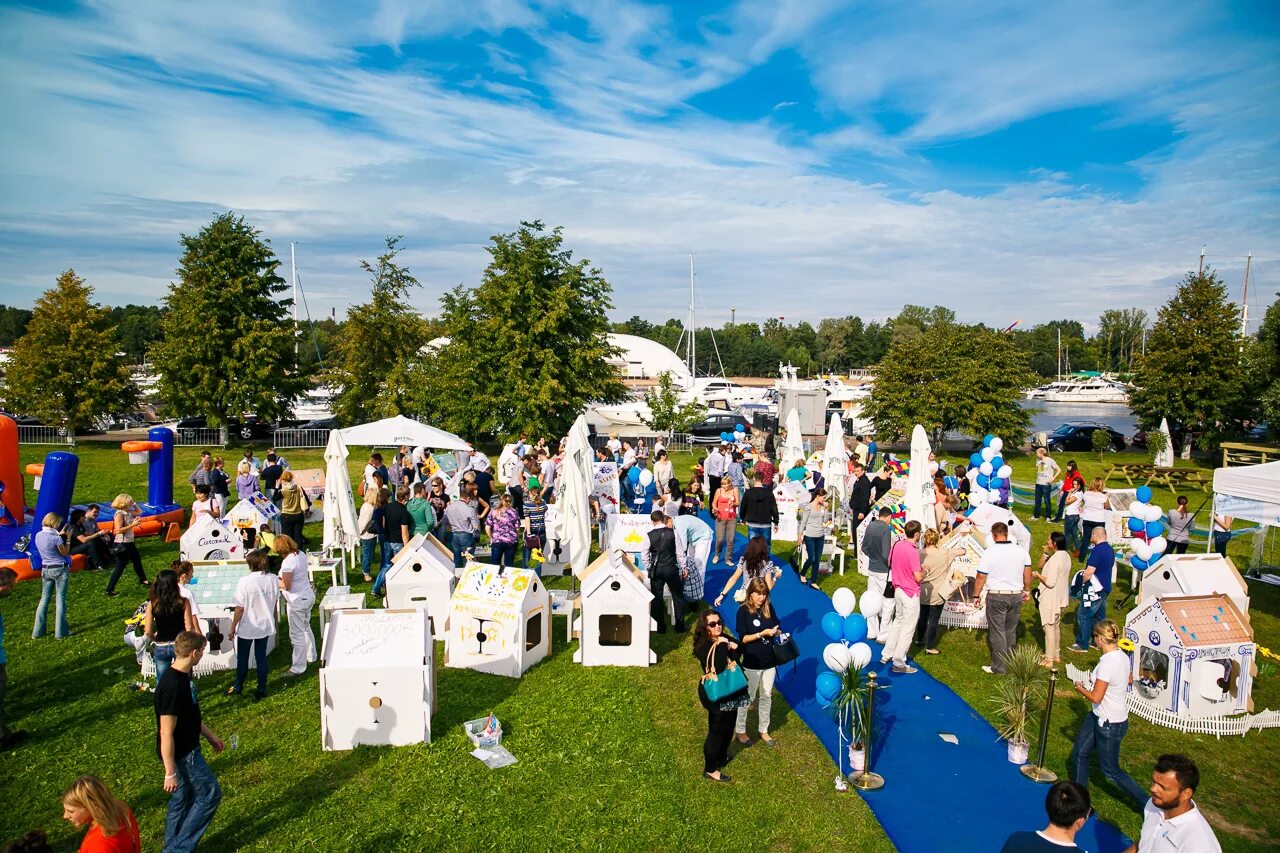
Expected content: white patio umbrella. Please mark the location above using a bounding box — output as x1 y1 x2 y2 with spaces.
822 412 849 509
561 415 595 577
782 407 805 470
1155 417 1175 468
338 414 470 451
322 428 360 583
905 423 936 530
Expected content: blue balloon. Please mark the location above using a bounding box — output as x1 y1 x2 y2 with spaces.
816 671 842 703
1145 520 1164 538
627 466 641 484
944 475 959 490
990 456 1004 471
821 612 844 642
843 613 868 645
977 473 991 489
969 452 983 467
1128 516 1145 533
1131 555 1148 571
1136 485 1153 503
983 434 995 447
989 476 1004 489
737 424 746 431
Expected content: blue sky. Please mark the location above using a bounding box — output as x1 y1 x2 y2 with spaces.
1 0 1277 331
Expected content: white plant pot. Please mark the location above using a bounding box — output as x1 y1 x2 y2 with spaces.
1007 739 1029 765
848 745 866 773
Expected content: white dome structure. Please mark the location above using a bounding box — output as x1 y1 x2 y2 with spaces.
607 334 690 383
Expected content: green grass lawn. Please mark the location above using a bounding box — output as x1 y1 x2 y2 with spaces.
1 442 1277 850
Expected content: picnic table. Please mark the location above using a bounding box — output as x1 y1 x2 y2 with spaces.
1103 463 1210 494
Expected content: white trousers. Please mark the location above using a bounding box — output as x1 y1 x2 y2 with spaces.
735 666 777 734
870 573 895 642
885 589 920 665
285 594 317 674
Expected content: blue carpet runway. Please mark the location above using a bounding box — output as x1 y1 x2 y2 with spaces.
700 522 1130 852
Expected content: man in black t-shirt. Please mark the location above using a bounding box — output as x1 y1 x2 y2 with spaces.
156 630 224 852
374 487 413 596
260 453 285 505
1000 780 1090 852
646 511 686 633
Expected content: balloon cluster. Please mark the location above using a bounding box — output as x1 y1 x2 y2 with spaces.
964 433 1012 506
1126 485 1167 571
717 424 749 444
814 587 884 705
626 466 655 488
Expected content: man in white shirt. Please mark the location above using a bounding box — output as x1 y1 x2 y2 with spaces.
704 445 726 496
1126 754 1221 853
1033 447 1062 520
973 521 1031 674
539 451 557 501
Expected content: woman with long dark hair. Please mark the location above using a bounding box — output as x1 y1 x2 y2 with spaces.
145 570 198 684
713 535 780 608
692 609 747 782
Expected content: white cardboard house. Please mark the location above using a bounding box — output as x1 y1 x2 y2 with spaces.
179 515 243 562
320 608 435 751
446 564 551 678
1139 553 1250 616
1124 593 1255 720
937 530 990 629
225 491 281 532
382 533 458 633
573 551 656 667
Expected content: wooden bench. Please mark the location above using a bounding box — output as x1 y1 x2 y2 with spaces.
1103 464 1210 494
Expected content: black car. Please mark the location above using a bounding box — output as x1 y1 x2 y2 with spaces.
174 415 278 441
689 413 752 443
1045 422 1126 453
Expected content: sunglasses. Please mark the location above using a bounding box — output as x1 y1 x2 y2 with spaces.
707 621 722 628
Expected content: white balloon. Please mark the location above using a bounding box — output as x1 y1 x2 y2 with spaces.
970 487 989 504
639 469 654 487
1129 501 1147 520
979 461 993 476
997 464 1013 479
823 642 851 673
1145 505 1164 523
967 467 980 482
1132 541 1153 562
849 642 873 671
859 587 883 616
1149 536 1168 554
981 447 996 462
990 437 1004 452
832 587 856 618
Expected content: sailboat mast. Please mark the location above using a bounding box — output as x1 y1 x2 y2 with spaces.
290 241 299 360
1057 329 1062 381
688 254 696 380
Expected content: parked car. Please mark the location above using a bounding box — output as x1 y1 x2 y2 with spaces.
173 415 278 441
689 413 752 443
1045 422 1126 453
299 416 339 431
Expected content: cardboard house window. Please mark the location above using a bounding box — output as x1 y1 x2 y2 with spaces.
599 614 633 647
1137 647 1169 700
525 612 543 652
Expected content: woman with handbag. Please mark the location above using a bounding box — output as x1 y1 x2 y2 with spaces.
714 536 780 608
734 578 782 747
105 494 147 597
144 570 198 684
710 479 739 564
692 609 748 782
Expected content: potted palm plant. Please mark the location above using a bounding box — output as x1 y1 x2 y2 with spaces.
991 644 1047 765
830 665 873 773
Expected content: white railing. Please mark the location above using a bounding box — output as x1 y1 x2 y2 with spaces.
17 425 74 446
171 427 224 447
272 428 332 449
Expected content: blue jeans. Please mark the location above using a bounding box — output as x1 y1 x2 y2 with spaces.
154 643 177 685
491 541 517 569
360 538 377 578
451 531 476 568
32 565 70 639
233 636 269 695
1079 520 1104 562
1063 516 1081 556
1213 532 1230 557
1075 596 1107 649
1053 492 1068 522
165 748 222 853
1068 713 1148 808
1034 484 1054 518
373 542 404 595
378 534 391 571
746 524 772 549
801 535 824 584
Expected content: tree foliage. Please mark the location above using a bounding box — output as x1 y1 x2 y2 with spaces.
1130 270 1256 448
327 237 431 426
422 221 627 439
1255 293 1280 433
642 371 706 435
0 305 33 346
107 304 166 363
3 270 137 432
862 323 1036 446
151 213 304 425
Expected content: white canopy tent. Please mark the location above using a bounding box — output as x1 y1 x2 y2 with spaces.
338 415 470 452
821 412 849 510
905 424 936 530
323 429 361 581
1212 461 1280 568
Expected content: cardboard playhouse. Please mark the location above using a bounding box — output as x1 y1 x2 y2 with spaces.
572 551 656 667
936 530 990 630
179 515 243 562
382 533 458 634
961 502 1033 552
446 563 551 678
320 608 435 751
225 491 281 534
1138 553 1250 615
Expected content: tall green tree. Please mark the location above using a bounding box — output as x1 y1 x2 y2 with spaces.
863 323 1036 446
642 371 706 436
1094 307 1148 373
327 237 432 425
422 221 626 438
3 270 136 432
1253 293 1280 433
151 213 304 427
1130 270 1255 448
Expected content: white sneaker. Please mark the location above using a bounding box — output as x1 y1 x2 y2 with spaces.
982 665 996 674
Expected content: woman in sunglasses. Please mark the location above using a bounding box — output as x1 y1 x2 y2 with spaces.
693 610 749 783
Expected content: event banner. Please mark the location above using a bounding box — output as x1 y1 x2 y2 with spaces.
593 462 620 511
774 483 804 540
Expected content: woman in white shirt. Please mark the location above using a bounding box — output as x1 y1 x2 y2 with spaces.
1062 479 1085 558
1078 478 1111 564
227 550 280 699
1033 531 1072 666
1067 620 1148 807
275 534 316 677
1211 505 1233 558
653 450 674 496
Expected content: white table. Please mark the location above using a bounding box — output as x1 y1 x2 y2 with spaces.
308 553 342 589
319 587 366 655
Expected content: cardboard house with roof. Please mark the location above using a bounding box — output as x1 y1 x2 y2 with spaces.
936 530 990 630
1138 553 1249 616
179 515 243 562
320 608 435 750
382 533 457 634
446 563 551 678
1124 593 1255 720
573 550 656 667
225 491 280 533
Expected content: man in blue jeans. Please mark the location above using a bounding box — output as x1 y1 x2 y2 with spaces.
1070 527 1113 652
443 493 480 568
739 472 778 549
157 630 224 853
1032 447 1061 520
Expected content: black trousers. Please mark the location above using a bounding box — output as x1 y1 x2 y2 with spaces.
707 475 722 498
71 538 108 570
1169 541 1190 554
106 542 146 593
704 706 736 773
915 602 944 649
280 512 305 547
650 572 686 632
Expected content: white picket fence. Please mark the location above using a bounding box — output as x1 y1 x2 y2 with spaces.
272 428 332 449
16 425 74 446
171 427 224 447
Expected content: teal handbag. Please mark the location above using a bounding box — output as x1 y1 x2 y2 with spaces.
702 641 748 702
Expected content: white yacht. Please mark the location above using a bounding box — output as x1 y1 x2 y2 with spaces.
1030 375 1131 405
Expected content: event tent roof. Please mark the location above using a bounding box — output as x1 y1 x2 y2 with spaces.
338 415 470 451
1213 461 1280 527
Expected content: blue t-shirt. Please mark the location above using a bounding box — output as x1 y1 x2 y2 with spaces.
1001 830 1083 852
1086 542 1115 593
35 527 66 568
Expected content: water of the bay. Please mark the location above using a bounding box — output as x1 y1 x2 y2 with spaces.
1022 401 1138 438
